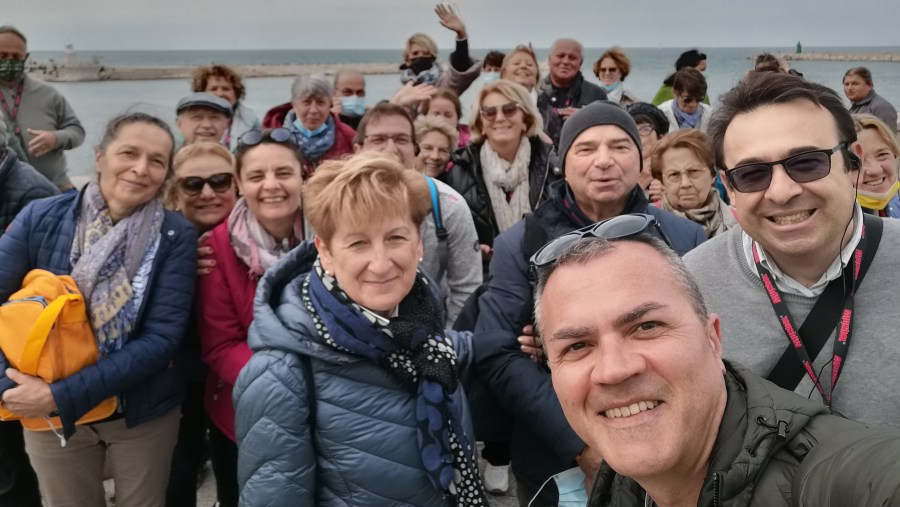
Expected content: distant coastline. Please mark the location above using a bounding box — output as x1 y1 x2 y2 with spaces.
28 62 401 82
783 51 900 62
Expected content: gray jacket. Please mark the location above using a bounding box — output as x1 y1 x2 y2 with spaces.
850 90 898 133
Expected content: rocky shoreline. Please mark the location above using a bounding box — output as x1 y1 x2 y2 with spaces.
782 51 900 62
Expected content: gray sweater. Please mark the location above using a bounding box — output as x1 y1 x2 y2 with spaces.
0 76 84 189
421 178 481 327
684 223 900 429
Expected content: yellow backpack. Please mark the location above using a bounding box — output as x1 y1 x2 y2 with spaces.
0 269 117 431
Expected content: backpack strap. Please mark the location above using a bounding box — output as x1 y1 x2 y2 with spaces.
425 176 449 274
20 295 79 375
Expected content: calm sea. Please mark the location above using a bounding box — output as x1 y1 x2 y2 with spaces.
28 46 900 178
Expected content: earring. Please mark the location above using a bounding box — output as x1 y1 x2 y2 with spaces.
419 257 424 263
324 270 332 277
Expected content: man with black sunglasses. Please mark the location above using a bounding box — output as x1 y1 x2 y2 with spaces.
472 101 705 504
684 72 900 433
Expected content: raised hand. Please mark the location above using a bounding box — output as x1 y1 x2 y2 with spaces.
435 4 467 39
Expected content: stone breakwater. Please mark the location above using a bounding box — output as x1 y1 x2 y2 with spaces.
29 62 402 82
782 52 900 62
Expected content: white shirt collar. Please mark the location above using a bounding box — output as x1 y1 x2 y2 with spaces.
742 204 864 297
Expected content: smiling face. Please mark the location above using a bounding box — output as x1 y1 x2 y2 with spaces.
316 214 423 317
176 107 229 144
97 122 172 221
843 73 872 103
564 125 641 215
502 50 539 90
480 92 526 148
427 97 460 128
597 57 622 86
854 127 899 195
723 100 857 268
292 94 331 131
175 153 237 231
237 143 303 239
542 242 726 482
549 40 583 86
660 147 714 211
417 130 451 177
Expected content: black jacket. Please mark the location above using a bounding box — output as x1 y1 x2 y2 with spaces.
590 362 900 506
441 136 558 246
0 149 59 235
537 72 608 147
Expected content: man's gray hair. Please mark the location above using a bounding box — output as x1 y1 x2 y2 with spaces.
291 73 334 101
533 235 709 336
549 38 584 61
0 26 27 45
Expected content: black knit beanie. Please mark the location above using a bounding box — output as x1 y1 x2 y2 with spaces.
558 100 642 174
626 102 670 138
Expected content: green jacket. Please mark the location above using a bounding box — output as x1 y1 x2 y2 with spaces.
588 362 900 506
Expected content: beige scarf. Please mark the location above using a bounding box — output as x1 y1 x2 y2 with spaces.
480 137 532 232
663 188 733 238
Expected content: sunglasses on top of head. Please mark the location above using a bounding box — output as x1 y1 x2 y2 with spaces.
178 173 235 196
725 143 846 193
480 101 522 121
237 127 297 148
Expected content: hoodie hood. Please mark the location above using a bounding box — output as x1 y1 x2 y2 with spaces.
248 240 359 365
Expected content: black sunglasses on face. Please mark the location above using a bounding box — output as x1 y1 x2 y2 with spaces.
238 127 296 148
725 143 846 193
481 101 521 121
530 214 672 270
178 173 234 196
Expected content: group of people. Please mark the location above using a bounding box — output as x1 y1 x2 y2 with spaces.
1 10 900 507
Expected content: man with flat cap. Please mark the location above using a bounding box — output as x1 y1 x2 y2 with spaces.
473 101 705 504
175 92 232 146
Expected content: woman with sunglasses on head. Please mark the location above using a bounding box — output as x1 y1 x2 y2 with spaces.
233 151 487 506
194 128 307 507
284 74 356 179
650 129 736 238
851 114 900 218
441 80 558 265
592 47 639 107
657 68 712 133
163 141 239 506
0 111 196 507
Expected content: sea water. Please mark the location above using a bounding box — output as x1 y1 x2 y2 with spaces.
30 47 900 179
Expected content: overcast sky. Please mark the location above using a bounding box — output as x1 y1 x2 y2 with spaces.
11 0 900 51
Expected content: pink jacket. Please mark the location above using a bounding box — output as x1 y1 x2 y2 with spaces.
196 222 257 441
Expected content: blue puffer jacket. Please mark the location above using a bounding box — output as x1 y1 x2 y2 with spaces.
233 242 477 507
473 180 706 499
0 191 197 438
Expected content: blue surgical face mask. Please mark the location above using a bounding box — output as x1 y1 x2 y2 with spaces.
482 71 500 84
293 118 328 137
340 95 366 117
552 467 589 506
601 80 622 93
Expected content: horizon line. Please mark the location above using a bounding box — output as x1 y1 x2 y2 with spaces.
28 44 900 52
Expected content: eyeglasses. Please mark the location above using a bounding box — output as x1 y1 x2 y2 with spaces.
480 101 522 121
598 67 619 74
530 214 672 270
725 143 846 193
637 125 655 135
178 173 234 196
364 134 413 147
238 127 296 148
678 95 700 105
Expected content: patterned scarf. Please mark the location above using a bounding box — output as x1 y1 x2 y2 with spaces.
227 197 304 278
480 138 532 233
672 100 702 129
662 188 726 238
285 111 336 164
70 181 164 355
400 62 442 86
303 259 488 505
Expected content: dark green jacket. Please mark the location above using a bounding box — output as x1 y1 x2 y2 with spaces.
589 362 900 506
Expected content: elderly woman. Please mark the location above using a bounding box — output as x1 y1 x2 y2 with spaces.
441 80 556 261
164 140 239 506
627 102 670 200
658 68 712 133
192 65 261 150
415 115 457 177
592 47 639 107
195 128 306 507
400 5 480 95
852 114 900 217
421 89 471 147
650 129 735 237
284 74 356 178
0 112 196 506
500 45 541 102
233 152 486 506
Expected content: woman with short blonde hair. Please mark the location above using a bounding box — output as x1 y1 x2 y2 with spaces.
500 45 541 97
234 151 487 506
414 116 458 177
852 113 900 217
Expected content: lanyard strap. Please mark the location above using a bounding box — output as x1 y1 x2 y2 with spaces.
752 225 868 408
0 80 24 135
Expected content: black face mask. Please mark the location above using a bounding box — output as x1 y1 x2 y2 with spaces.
402 56 437 76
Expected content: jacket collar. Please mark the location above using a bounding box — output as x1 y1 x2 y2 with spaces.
546 181 650 228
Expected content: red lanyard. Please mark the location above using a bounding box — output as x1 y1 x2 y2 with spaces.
0 80 23 135
752 225 867 409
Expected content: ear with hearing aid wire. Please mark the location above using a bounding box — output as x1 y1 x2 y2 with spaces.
846 150 862 171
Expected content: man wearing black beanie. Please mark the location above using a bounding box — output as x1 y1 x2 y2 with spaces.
472 100 706 505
